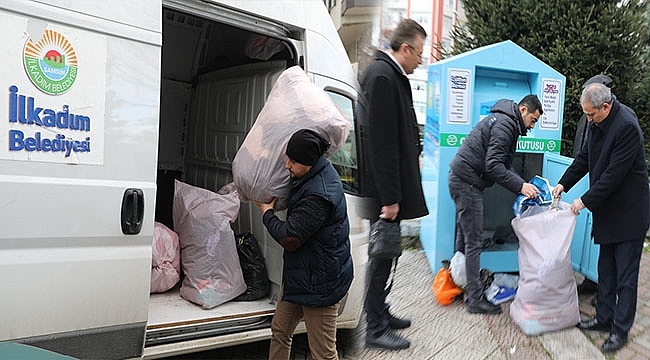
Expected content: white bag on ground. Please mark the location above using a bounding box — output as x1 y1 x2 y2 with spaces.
150 222 181 293
231 65 350 210
173 181 247 309
509 202 580 335
450 251 467 289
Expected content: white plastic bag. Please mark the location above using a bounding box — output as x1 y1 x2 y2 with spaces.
509 202 580 335
150 222 181 293
450 251 467 289
173 181 247 309
231 66 350 210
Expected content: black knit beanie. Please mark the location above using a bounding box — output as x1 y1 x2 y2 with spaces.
285 129 330 166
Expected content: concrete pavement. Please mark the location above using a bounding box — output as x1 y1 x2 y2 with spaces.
343 245 650 360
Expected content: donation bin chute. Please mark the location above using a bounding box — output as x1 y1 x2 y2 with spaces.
420 40 566 274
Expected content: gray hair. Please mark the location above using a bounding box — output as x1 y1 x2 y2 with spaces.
581 83 612 109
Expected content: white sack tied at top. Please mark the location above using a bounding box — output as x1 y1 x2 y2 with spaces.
509 202 580 335
232 65 350 211
173 181 246 309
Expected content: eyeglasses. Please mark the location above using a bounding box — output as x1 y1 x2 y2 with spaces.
405 43 423 59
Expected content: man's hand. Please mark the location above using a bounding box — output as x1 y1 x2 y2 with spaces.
571 197 586 215
380 203 399 221
252 197 278 214
520 183 540 199
552 184 564 199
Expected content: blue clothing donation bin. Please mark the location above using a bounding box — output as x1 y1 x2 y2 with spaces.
420 40 595 277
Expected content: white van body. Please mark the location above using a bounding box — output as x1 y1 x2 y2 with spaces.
0 1 370 358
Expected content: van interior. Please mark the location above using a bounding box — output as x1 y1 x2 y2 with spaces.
148 6 298 347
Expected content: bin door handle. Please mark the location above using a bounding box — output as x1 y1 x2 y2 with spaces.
121 188 144 235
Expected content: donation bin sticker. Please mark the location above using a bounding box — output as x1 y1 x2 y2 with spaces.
0 14 106 165
447 68 471 124
540 79 561 130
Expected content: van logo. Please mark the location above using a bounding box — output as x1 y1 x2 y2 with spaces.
23 30 78 95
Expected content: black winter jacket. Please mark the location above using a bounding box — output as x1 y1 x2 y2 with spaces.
264 157 353 307
449 99 528 193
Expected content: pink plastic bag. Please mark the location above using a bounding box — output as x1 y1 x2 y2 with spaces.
150 222 181 293
509 202 580 335
173 181 247 309
231 66 350 210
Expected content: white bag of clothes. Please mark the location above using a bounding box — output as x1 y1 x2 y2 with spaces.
231 65 350 210
450 251 467 289
173 181 246 309
509 202 580 335
150 222 181 293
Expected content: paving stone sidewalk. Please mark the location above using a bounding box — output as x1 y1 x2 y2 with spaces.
340 247 650 360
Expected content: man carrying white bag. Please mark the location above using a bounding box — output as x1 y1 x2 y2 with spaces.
232 66 350 209
510 180 581 336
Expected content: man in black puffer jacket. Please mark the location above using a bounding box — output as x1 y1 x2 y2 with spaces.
448 94 543 314
253 129 353 360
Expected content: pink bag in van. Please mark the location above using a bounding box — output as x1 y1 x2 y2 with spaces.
173 181 247 309
150 222 181 293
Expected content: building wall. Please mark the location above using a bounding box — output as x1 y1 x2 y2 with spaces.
328 0 465 124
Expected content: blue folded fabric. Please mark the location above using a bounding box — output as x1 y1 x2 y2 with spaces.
492 286 517 305
513 175 554 217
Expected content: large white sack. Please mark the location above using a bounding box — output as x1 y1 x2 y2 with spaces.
231 65 350 210
509 202 580 335
173 181 247 309
150 222 181 293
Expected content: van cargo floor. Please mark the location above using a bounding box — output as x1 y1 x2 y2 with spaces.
148 288 275 328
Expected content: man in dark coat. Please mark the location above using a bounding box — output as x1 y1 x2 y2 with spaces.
448 94 543 314
359 19 429 350
553 83 649 353
573 74 636 158
253 129 353 360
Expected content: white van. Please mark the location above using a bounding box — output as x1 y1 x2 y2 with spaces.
0 1 372 358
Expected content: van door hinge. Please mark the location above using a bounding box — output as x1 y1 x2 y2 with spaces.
121 188 144 235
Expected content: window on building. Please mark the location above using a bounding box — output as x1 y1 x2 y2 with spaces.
443 15 453 36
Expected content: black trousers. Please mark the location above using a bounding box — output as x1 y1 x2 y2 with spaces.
364 255 394 338
596 238 644 335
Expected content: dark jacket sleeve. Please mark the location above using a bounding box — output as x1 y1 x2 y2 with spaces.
262 195 332 252
484 119 525 194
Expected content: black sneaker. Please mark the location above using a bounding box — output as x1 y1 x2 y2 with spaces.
467 298 502 314
388 314 411 329
366 329 410 350
601 332 628 353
